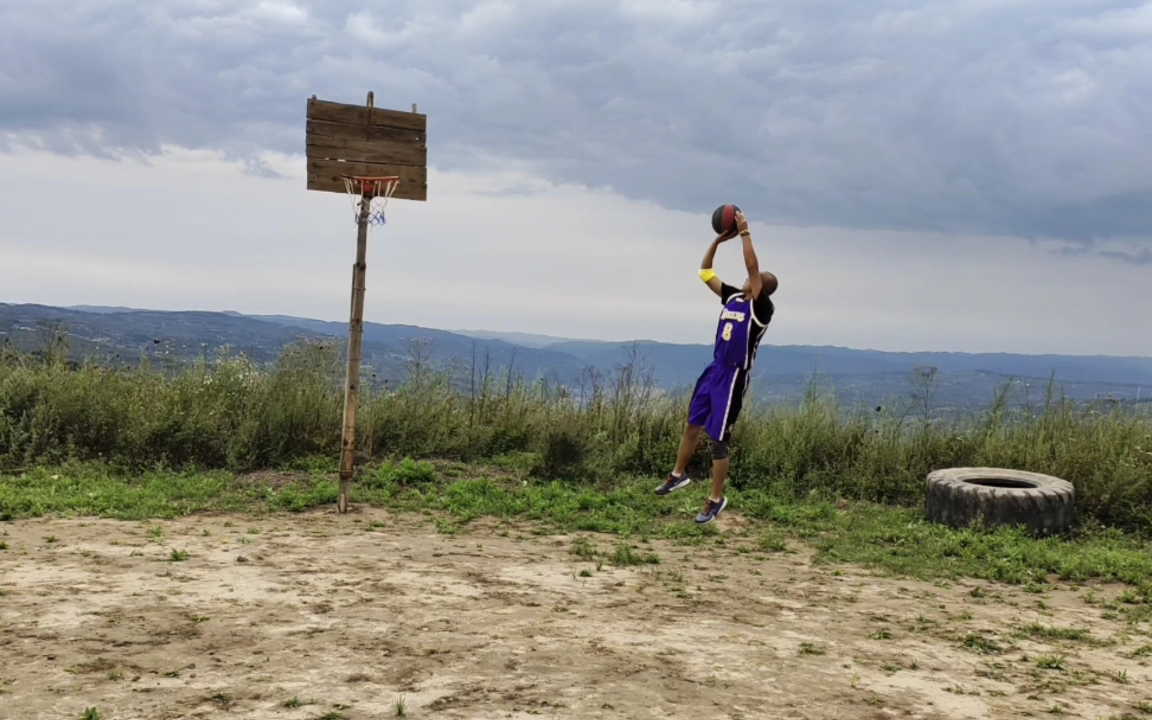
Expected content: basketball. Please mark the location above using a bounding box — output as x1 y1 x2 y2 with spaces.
711 204 741 235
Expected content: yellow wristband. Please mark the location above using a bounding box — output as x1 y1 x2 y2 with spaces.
699 268 716 283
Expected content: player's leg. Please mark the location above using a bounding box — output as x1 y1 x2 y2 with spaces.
708 439 730 506
671 423 703 478
696 368 748 524
657 421 701 495
656 365 713 495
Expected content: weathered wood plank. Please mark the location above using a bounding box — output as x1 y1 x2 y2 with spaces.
306 158 427 201
306 139 426 167
307 98 426 132
306 119 425 147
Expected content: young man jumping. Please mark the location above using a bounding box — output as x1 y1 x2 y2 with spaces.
655 210 777 524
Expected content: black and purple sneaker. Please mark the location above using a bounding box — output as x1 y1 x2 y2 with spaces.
696 496 728 524
655 473 691 496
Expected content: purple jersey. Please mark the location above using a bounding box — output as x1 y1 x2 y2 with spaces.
712 290 768 370
688 284 774 441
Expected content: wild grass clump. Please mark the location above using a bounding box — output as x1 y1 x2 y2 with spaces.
0 341 344 471
1 341 1150 532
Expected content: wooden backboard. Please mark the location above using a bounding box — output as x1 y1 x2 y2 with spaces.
305 96 427 201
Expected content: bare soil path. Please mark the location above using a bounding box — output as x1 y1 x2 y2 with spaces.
1 509 1149 719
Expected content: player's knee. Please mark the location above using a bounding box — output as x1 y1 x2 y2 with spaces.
710 438 729 460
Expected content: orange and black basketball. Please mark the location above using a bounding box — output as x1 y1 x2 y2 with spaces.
711 204 741 235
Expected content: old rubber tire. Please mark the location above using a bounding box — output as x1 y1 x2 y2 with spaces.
925 467 1075 536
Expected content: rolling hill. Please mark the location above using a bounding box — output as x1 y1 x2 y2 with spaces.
2 302 1149 412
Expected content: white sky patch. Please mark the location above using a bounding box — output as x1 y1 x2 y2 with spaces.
1 147 1150 356
1066 2 1152 36
618 0 719 23
248 0 307 24
342 11 395 46
458 0 516 34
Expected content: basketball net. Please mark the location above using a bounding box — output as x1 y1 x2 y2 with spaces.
341 175 400 228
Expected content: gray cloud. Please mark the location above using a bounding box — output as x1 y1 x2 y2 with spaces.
236 154 287 179
1099 248 1152 265
2 0 1151 245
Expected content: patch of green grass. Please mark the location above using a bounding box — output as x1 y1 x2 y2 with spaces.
1016 623 1108 646
1107 668 1130 685
662 567 685 584
570 538 597 560
778 501 1152 587
363 459 437 489
1036 654 1067 671
0 463 319 520
483 452 538 473
611 544 659 567
6 463 1152 589
961 633 1003 655
80 709 101 720
758 531 788 553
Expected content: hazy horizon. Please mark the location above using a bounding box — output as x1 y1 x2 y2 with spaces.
6 300 1152 361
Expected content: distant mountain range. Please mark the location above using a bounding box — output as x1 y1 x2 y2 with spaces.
2 302 1150 413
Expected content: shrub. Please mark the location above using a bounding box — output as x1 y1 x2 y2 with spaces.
2 342 1150 533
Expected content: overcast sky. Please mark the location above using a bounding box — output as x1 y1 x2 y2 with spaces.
1 0 1150 355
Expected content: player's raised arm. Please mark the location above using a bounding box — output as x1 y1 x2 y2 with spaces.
734 211 763 298
698 230 734 297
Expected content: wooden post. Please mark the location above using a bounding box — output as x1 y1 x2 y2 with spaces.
336 92 375 514
337 194 370 513
307 90 426 511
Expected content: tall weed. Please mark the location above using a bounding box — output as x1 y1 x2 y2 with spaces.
1 343 1149 531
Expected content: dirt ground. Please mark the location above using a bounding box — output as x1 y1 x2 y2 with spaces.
1 509 1149 720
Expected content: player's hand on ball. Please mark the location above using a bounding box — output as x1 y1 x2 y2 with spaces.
735 210 749 235
716 228 737 243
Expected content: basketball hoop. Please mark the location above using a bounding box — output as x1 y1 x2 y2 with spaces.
342 175 400 227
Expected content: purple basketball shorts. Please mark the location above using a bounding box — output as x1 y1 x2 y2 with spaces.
687 361 750 442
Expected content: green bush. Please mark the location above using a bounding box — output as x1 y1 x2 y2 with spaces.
364 458 438 489
2 342 1150 532
534 423 592 481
